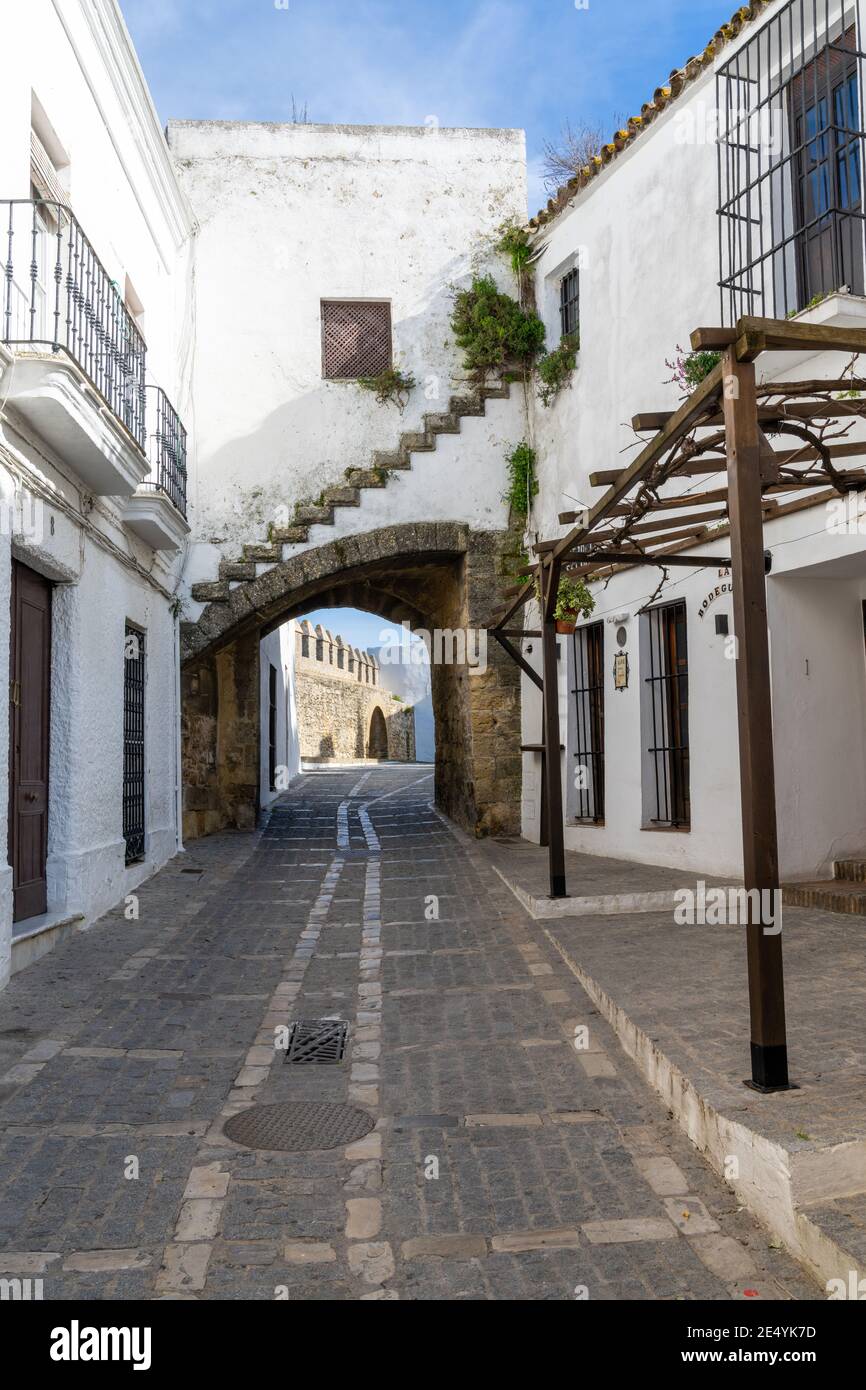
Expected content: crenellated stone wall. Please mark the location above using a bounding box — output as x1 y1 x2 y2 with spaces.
294 621 415 763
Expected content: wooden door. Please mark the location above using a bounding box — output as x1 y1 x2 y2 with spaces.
9 560 51 922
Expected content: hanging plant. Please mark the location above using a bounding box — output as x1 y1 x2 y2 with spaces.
358 365 416 411
451 275 545 379
537 333 579 407
555 573 595 627
664 345 721 397
504 441 538 518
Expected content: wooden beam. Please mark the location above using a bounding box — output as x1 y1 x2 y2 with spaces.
722 344 789 1092
489 629 543 691
690 327 738 350
736 314 866 359
539 560 566 897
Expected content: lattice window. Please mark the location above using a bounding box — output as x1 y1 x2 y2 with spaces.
321 300 392 379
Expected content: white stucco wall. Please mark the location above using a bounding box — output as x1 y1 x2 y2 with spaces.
259 621 300 809
0 1 194 983
167 120 527 600
524 0 866 879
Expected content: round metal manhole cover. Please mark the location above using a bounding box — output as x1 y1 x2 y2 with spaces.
222 1101 375 1153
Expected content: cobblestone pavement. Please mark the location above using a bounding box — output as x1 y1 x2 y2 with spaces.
0 767 820 1300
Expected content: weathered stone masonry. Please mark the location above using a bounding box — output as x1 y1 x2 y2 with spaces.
293 620 415 763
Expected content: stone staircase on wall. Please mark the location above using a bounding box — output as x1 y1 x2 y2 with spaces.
783 855 866 915
187 379 513 611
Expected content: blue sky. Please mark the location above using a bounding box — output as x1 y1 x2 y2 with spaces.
123 0 729 213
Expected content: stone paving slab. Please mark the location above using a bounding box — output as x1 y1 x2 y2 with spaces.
0 767 820 1301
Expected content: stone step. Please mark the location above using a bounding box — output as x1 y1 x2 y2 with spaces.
344 467 389 489
450 394 485 418
191 580 230 604
294 502 335 526
322 485 361 507
479 382 511 401
270 525 309 545
399 431 435 453
834 857 866 881
219 559 257 582
242 543 282 563
371 450 410 472
782 879 866 914
423 411 460 435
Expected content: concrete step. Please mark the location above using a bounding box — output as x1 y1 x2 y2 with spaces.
450 394 485 418
294 502 335 526
219 559 257 582
834 857 866 882
782 879 866 914
191 580 230 604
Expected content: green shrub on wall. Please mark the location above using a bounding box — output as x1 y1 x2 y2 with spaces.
451 275 545 378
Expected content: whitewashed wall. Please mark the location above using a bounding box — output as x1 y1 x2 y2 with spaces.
259 622 300 809
167 120 527 596
525 0 866 880
0 0 194 985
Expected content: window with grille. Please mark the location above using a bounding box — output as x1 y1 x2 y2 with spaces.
570 622 605 823
559 269 580 339
717 0 866 322
268 664 278 792
123 624 146 864
321 300 392 379
642 601 690 828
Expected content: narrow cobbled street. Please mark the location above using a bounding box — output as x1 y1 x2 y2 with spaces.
0 769 817 1300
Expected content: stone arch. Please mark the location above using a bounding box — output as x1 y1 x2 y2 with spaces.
368 705 388 760
180 522 520 839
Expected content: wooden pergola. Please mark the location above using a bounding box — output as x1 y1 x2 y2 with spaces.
488 315 866 1092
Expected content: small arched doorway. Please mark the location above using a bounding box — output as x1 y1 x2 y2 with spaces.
368 706 388 760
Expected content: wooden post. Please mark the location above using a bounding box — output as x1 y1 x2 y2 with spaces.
540 556 567 897
722 348 790 1091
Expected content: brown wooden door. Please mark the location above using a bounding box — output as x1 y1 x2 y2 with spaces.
9 560 51 922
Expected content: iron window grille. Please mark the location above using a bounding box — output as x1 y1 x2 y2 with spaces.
1 198 147 448
571 621 605 822
144 387 187 517
268 664 278 792
644 600 690 828
123 624 146 864
717 0 866 323
560 268 580 339
321 300 392 380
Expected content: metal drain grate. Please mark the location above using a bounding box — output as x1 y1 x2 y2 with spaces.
284 1018 348 1065
223 1101 374 1152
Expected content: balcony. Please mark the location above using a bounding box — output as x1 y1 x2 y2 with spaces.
1 198 150 495
122 387 190 551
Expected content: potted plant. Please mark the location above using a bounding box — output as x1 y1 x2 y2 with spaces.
554 573 595 633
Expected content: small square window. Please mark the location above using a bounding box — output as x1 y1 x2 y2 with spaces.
560 269 579 340
321 300 392 380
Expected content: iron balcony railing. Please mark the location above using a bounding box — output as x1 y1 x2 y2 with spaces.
1 198 147 449
144 386 187 517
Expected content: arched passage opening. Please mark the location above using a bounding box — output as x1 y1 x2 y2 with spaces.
180 522 520 839
368 706 388 759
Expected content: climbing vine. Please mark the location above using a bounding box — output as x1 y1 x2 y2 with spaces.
665 345 722 396
504 441 538 518
537 333 579 407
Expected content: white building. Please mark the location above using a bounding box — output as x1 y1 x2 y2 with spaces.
521 0 866 887
0 0 194 984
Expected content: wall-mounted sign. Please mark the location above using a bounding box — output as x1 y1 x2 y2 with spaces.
698 568 732 620
613 651 629 691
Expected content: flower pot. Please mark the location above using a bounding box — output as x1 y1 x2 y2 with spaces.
555 618 576 634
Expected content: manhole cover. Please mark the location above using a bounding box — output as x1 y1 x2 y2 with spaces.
284 1019 348 1065
222 1101 374 1152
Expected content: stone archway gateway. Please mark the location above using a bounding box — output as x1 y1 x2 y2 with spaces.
180 521 520 839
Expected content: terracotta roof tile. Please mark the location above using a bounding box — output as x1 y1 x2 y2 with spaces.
530 1 768 231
